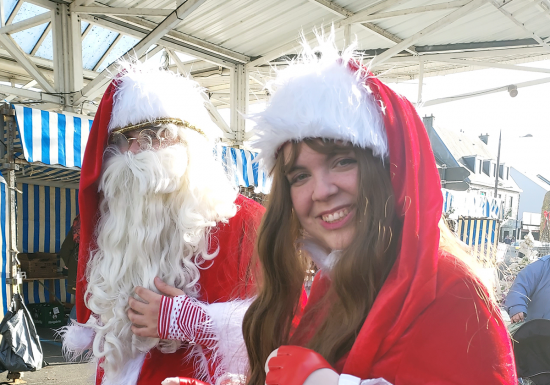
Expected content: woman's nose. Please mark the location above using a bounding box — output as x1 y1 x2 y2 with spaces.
311 176 338 201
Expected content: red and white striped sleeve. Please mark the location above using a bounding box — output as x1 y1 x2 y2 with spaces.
157 295 217 349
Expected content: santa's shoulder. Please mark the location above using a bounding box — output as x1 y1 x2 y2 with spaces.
232 194 265 224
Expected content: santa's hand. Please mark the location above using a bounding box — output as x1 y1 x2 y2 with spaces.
128 277 185 338
265 346 337 385
161 377 210 385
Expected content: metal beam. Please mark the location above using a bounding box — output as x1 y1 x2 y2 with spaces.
108 14 249 63
93 33 122 71
5 0 22 25
370 0 488 67
80 14 237 68
310 0 418 54
0 83 62 103
74 0 208 105
0 34 55 92
0 11 51 34
30 22 51 56
24 0 56 10
246 31 320 68
422 76 550 106
351 0 471 22
4 80 37 102
360 23 417 54
417 58 424 104
229 64 248 146
81 22 92 40
167 48 231 134
336 0 412 26
73 6 173 17
433 57 550 73
490 0 550 52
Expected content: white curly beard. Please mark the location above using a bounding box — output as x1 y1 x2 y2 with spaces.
85 130 237 385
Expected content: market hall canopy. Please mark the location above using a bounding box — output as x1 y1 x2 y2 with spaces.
0 0 548 148
9 106 270 193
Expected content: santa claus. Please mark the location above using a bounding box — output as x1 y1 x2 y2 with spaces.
61 61 264 385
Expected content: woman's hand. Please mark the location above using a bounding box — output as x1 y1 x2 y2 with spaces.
510 312 526 323
264 346 338 385
128 277 185 338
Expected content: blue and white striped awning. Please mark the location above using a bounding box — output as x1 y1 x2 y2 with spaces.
14 105 93 168
12 106 271 193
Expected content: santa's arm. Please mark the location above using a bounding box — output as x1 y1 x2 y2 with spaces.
159 295 252 375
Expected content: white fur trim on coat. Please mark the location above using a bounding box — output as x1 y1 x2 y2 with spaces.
249 35 387 172
101 352 146 385
59 317 97 361
107 60 218 139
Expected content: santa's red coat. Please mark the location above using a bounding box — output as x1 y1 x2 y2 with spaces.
93 194 264 385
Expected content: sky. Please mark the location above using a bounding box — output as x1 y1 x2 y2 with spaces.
387 59 550 180
219 58 550 181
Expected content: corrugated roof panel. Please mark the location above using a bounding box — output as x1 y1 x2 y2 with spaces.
81 26 119 70
34 29 53 61
96 35 140 72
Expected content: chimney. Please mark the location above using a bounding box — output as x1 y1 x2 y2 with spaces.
479 133 489 145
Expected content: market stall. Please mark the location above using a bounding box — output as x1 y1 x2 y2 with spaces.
0 105 269 315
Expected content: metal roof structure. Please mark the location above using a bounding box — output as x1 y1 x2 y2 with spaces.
0 0 549 145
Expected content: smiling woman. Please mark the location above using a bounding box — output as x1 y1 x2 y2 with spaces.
242 33 517 385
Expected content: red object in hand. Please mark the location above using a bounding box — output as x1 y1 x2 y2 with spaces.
177 378 210 385
266 346 333 385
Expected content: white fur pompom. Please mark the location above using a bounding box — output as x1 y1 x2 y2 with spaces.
58 318 96 361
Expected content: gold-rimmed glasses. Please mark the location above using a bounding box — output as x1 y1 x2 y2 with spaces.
108 127 178 152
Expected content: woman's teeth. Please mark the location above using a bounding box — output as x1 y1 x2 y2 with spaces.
322 208 350 223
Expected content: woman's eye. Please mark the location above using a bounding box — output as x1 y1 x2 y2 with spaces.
336 158 357 167
291 173 309 185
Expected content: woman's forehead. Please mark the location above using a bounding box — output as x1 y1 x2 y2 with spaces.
282 139 354 167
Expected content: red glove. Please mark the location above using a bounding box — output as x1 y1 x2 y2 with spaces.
176 378 210 385
266 346 334 385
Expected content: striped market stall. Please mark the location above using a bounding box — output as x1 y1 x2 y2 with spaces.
457 217 500 263
0 105 269 315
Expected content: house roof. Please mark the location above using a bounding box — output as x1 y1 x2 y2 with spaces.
432 123 521 192
511 167 550 192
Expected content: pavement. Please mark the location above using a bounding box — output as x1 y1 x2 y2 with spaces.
0 326 94 385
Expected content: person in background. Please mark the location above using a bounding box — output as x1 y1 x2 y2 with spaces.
60 214 80 322
506 254 550 323
242 34 517 385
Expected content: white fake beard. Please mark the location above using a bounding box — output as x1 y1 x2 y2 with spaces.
85 140 237 384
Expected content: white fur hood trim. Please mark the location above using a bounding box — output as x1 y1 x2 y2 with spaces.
249 36 387 172
107 60 217 139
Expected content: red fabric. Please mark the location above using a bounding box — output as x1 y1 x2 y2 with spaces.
76 79 118 324
288 63 517 383
266 346 332 385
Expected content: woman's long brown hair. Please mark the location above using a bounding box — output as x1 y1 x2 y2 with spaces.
242 139 402 385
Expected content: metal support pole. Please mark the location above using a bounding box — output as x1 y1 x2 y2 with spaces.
229 64 249 147
53 4 83 111
1 104 21 304
417 58 424 105
494 129 501 198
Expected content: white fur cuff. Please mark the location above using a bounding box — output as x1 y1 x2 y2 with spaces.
59 318 96 361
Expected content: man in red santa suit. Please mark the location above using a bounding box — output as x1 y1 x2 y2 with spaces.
61 61 264 385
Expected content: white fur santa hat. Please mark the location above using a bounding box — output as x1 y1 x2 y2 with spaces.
249 35 388 172
107 60 218 139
